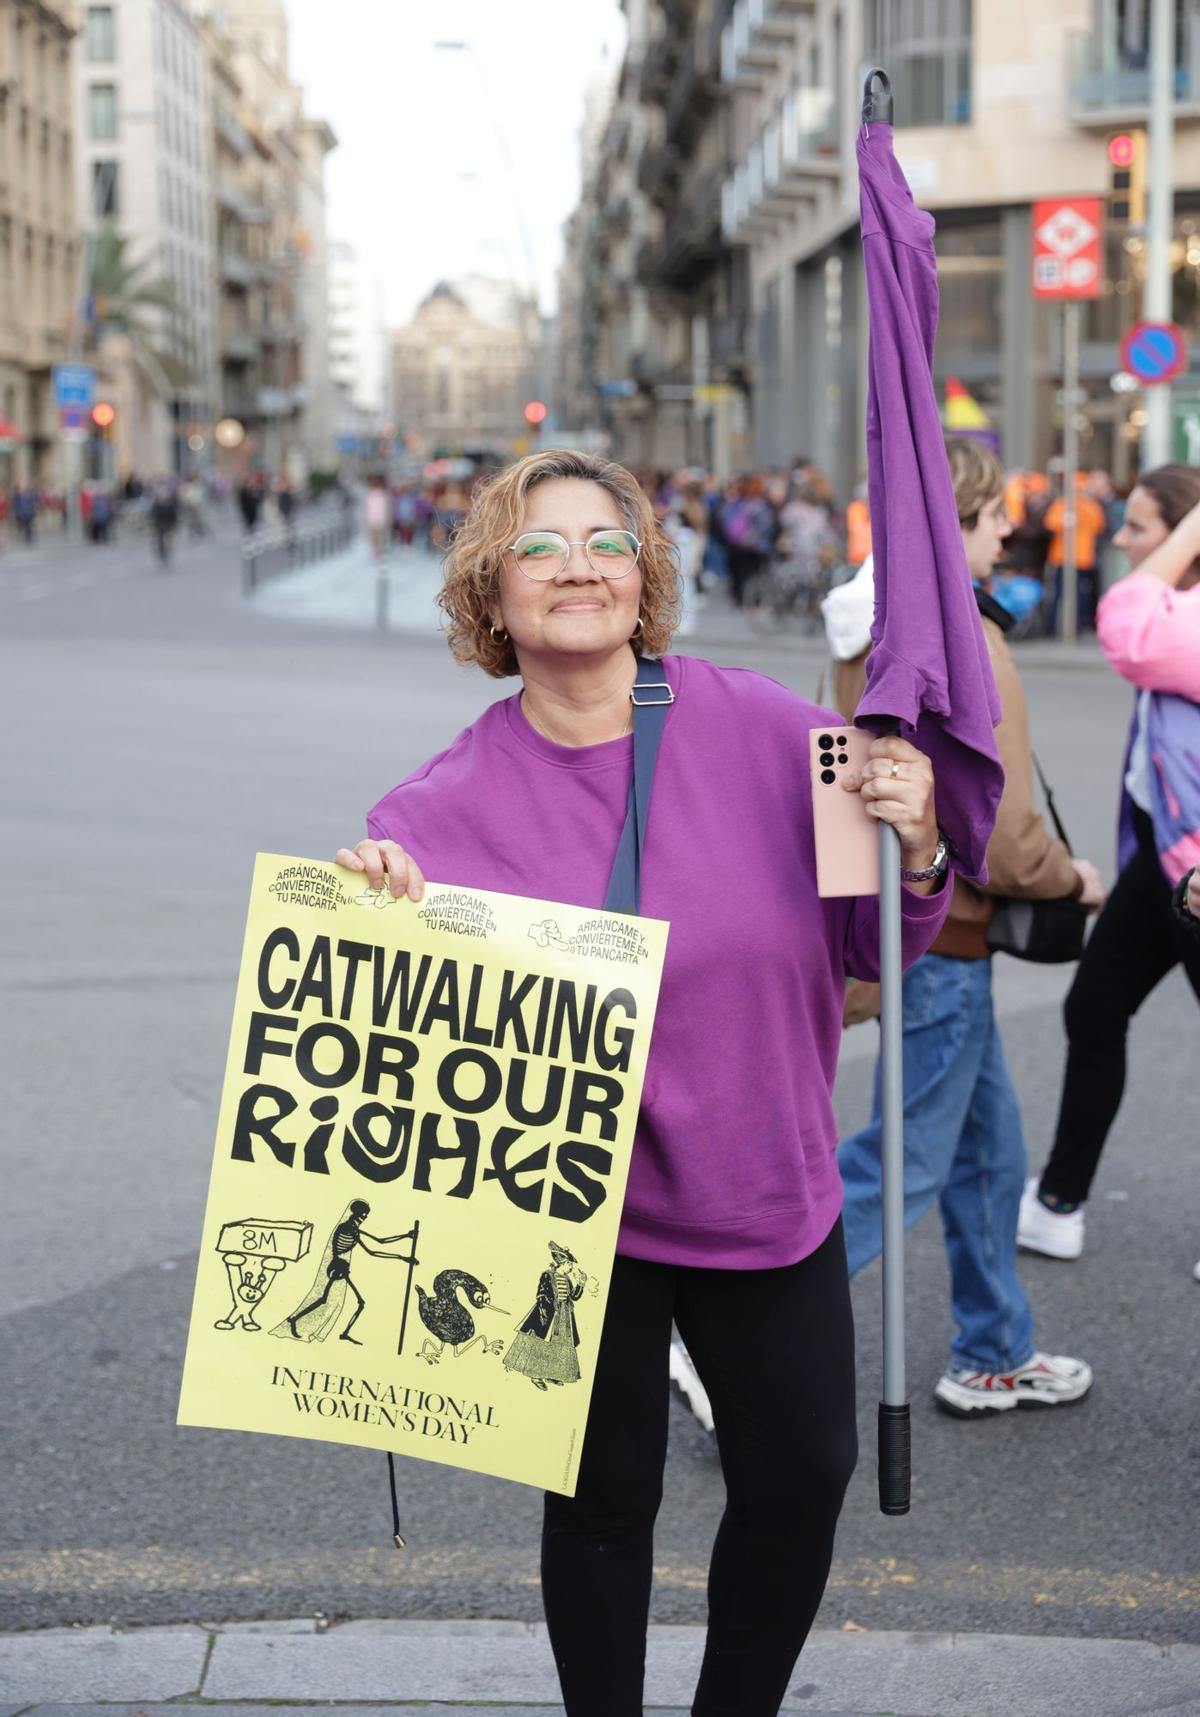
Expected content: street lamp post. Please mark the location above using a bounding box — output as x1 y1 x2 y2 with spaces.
1142 0 1174 467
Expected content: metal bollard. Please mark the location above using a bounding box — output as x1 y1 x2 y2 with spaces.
375 555 389 631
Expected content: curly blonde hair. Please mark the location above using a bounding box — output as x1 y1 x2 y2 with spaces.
438 449 681 677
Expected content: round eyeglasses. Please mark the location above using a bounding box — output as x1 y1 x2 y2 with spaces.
507 529 642 581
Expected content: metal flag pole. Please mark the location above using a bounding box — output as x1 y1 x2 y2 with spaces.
861 66 911 1517
396 1220 421 1359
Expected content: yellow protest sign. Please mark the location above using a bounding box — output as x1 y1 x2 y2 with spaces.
178 855 667 1495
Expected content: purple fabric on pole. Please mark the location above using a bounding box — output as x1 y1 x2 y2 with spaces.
856 121 1004 885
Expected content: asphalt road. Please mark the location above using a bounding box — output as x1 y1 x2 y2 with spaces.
2 526 1197 1644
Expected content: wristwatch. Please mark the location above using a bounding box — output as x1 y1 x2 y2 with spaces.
900 834 949 883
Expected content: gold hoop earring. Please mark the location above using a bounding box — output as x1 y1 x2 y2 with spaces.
489 624 508 643
631 616 643 640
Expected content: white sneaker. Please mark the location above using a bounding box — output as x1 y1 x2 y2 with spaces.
1017 1177 1085 1260
934 1351 1093 1417
1193 1257 1200 1283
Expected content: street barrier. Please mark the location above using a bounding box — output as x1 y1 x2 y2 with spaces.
241 507 358 596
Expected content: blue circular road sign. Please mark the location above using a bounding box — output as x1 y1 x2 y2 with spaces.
1119 321 1188 386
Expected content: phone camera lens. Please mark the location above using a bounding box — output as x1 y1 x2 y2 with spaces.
818 733 833 749
820 769 836 785
836 735 848 746
820 752 834 767
838 753 849 765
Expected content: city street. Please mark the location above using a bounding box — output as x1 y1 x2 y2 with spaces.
2 530 1197 1650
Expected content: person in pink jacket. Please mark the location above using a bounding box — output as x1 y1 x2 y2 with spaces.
1020 466 1200 1279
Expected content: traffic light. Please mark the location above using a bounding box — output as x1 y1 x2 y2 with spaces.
1107 130 1146 227
523 400 547 426
91 401 116 436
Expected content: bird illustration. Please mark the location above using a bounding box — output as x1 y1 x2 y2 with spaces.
415 1269 508 1364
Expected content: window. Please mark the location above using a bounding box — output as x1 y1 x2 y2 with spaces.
92 159 119 217
88 83 117 141
864 0 973 127
86 6 115 62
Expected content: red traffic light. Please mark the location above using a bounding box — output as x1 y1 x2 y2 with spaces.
1108 133 1135 168
91 402 116 428
523 400 548 426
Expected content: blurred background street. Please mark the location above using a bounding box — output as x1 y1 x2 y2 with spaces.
2 539 1197 1646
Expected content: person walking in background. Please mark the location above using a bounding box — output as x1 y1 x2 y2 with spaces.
1020 465 1200 1277
719 475 776 607
834 440 1102 1417
12 483 37 544
844 479 872 569
365 473 390 559
1044 473 1107 633
236 475 263 534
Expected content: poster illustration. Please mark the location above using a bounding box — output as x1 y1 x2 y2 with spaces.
178 855 668 1495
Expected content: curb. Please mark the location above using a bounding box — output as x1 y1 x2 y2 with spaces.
1 1618 1198 1715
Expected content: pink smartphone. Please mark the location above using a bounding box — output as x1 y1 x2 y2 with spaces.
810 726 879 898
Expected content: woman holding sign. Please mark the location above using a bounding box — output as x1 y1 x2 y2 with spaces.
338 449 950 1717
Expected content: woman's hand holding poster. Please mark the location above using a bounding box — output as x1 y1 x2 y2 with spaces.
178 855 668 1495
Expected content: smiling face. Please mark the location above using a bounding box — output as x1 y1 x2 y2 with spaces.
491 478 643 669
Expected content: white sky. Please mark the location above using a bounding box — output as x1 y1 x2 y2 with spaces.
283 0 626 328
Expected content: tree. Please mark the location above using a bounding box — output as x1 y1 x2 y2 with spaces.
84 226 194 396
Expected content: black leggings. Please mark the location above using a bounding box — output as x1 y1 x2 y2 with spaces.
1041 809 1200 1205
541 1219 857 1717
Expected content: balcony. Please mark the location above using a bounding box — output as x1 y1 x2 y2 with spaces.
1066 27 1200 123
637 138 682 206
221 330 259 363
644 171 724 291
256 384 301 418
259 318 306 345
721 0 809 86
721 97 839 243
640 32 676 101
220 250 254 288
665 40 720 149
215 109 250 157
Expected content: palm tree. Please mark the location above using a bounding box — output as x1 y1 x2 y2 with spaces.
84 226 194 396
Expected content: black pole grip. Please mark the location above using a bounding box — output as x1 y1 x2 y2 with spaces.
878 1402 911 1515
861 67 894 126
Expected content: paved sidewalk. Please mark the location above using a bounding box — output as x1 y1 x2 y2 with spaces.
1 1618 1197 1715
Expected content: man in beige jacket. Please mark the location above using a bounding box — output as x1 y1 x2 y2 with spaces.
834 440 1105 1417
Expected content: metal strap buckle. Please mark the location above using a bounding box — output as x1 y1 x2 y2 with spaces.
629 681 675 707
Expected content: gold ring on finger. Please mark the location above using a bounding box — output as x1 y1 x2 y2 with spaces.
890 760 901 779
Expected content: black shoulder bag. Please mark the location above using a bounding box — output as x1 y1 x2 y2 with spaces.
985 753 1088 964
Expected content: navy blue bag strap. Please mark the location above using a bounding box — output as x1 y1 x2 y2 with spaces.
603 656 674 916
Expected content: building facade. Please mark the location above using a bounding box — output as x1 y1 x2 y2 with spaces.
723 0 1200 492
328 236 386 460
75 0 218 477
0 0 80 490
564 0 1200 492
391 277 540 460
202 0 335 480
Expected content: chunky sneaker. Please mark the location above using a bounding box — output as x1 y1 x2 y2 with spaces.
934 1351 1093 1417
669 1330 714 1432
1017 1177 1085 1260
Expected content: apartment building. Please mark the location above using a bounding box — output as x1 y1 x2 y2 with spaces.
75 0 217 476
722 0 1200 489
391 277 540 459
0 0 79 489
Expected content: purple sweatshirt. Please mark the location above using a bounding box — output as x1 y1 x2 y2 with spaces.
367 655 949 1269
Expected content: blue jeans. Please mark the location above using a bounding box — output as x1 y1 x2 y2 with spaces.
838 953 1035 1374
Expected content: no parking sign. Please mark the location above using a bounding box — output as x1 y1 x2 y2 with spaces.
1119 321 1188 387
